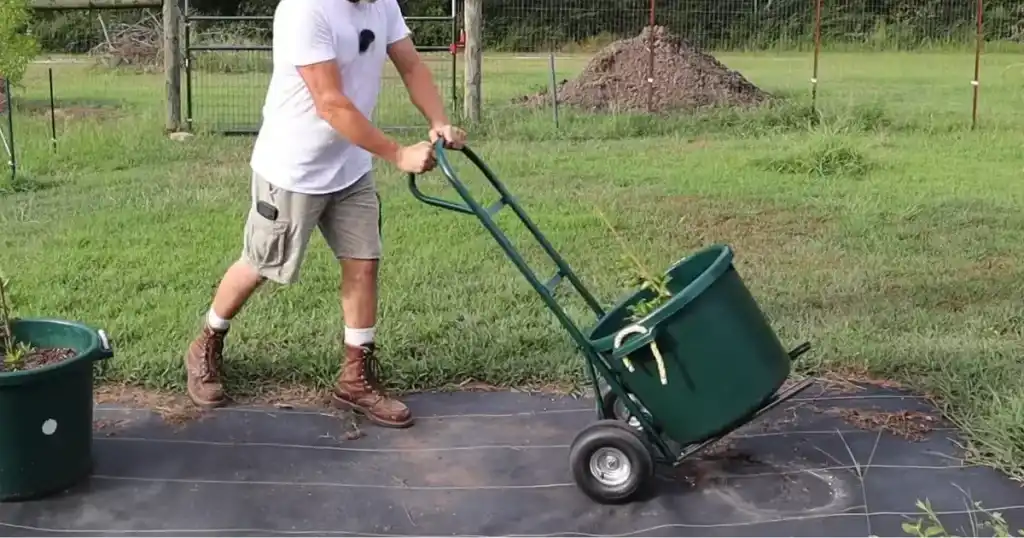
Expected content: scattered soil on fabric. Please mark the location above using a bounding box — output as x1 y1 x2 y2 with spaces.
832 408 941 441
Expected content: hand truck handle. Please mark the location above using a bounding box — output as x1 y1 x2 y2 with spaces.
407 139 489 215
407 141 475 215
406 138 608 336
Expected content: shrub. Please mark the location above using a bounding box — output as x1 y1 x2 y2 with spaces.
0 0 40 86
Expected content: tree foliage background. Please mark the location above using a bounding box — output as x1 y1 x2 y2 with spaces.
1 0 40 86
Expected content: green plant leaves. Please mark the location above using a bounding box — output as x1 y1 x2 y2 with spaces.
0 0 41 87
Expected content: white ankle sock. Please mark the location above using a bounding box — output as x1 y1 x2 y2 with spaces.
344 326 376 347
207 308 231 331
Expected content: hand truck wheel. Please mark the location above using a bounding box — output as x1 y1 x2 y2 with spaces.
569 419 654 504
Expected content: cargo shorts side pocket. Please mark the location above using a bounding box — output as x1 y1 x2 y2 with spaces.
243 207 291 272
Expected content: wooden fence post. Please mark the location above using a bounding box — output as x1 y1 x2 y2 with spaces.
463 0 482 123
163 0 181 132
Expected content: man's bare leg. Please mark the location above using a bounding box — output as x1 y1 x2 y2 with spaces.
340 258 378 334
185 260 264 408
210 260 266 322
332 257 413 428
325 174 412 427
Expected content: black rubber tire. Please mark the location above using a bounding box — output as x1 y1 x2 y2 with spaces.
599 386 624 420
569 419 654 504
599 389 648 432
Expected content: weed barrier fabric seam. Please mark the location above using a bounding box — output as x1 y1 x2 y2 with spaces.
1 384 1022 536
88 391 935 418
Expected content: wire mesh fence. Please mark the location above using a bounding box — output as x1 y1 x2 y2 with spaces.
44 0 1017 135
472 0 1022 129
182 13 274 134
182 0 460 134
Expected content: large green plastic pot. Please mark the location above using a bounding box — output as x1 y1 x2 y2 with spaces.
588 244 791 446
0 318 113 502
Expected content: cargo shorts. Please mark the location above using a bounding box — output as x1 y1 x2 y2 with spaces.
240 171 382 285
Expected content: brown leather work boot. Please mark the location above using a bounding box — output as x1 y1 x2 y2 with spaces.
184 325 228 409
332 344 413 428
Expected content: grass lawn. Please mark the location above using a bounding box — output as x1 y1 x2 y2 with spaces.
2 50 1023 476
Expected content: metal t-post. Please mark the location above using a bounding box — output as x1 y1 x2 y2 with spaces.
2 78 15 181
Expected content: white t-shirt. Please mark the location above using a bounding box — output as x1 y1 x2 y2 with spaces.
250 0 411 195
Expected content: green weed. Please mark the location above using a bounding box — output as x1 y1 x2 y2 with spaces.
0 173 51 195
594 208 672 322
903 498 1023 538
755 132 873 178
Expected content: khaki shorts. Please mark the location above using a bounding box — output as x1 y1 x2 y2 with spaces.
241 171 382 284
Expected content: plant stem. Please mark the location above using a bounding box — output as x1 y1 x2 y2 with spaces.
0 277 12 352
594 207 673 321
594 207 659 284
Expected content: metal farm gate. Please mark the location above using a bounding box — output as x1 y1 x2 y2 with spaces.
182 0 461 134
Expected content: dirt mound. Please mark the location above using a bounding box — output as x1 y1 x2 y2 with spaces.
517 26 770 113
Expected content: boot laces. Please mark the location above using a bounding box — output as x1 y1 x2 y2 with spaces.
200 332 224 382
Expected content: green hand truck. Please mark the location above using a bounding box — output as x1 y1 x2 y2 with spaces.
409 141 813 504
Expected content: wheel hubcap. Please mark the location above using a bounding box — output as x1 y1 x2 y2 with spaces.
589 447 631 487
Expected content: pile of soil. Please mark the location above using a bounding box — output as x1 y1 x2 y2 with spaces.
517 26 770 113
0 345 76 373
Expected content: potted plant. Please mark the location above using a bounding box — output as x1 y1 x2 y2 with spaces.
0 273 114 501
587 209 803 441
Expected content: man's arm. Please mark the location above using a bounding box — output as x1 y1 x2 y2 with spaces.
296 62 401 163
383 1 464 149
276 0 402 163
387 37 449 129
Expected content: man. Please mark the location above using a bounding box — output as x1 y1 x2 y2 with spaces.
184 0 466 429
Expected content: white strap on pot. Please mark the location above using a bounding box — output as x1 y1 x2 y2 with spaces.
613 324 668 385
